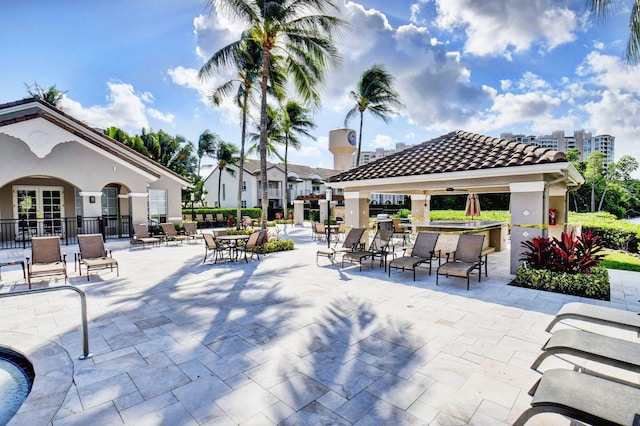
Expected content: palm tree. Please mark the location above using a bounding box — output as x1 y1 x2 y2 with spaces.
25 82 67 108
204 0 344 227
280 99 316 216
214 141 240 208
196 130 221 177
587 0 640 63
199 35 277 228
344 64 404 166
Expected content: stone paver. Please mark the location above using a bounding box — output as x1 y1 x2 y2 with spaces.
0 224 638 425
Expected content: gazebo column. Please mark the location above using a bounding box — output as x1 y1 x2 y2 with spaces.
344 191 370 229
510 182 545 274
411 194 429 222
293 200 304 225
129 192 149 225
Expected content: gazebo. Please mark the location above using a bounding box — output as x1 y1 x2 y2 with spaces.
327 130 584 273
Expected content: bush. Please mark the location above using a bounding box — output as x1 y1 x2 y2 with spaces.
512 265 610 300
569 212 640 253
514 230 609 300
394 209 411 218
263 238 294 253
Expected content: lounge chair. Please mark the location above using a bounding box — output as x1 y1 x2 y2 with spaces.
530 328 640 375
433 234 459 266
392 218 411 245
545 301 640 334
77 234 119 281
342 229 394 271
131 224 161 248
26 236 67 287
312 223 326 241
317 228 365 266
183 222 204 243
236 231 264 262
436 234 485 290
202 233 231 264
215 213 226 227
388 232 439 281
512 368 640 425
161 223 189 245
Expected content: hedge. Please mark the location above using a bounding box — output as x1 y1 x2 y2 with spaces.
569 212 640 253
511 265 610 300
182 208 262 219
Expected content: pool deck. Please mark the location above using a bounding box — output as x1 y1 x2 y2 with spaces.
0 223 638 425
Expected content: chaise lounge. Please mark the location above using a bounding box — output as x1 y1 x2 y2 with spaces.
545 301 640 334
388 232 439 280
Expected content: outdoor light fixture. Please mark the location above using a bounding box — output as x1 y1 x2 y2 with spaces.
446 187 454 192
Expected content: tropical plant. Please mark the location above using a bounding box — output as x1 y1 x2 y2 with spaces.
519 236 555 270
280 99 316 215
204 0 345 228
587 0 640 63
197 130 221 176
25 82 67 107
214 141 240 207
344 64 404 166
199 34 269 229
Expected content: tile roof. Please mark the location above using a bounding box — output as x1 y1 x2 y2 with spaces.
242 158 337 180
328 130 567 183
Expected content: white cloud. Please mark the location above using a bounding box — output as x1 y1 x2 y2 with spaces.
60 82 172 134
433 0 577 58
193 13 244 61
371 134 394 149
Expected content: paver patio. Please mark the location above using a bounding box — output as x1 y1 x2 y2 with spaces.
0 224 638 425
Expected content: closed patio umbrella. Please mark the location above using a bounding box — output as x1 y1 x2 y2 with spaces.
465 193 481 219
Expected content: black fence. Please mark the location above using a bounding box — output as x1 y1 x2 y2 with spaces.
0 216 132 249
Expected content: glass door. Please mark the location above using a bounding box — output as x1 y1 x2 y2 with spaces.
13 186 65 238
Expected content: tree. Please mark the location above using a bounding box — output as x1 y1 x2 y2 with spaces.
214 141 240 208
25 82 67 108
196 130 221 177
344 64 404 166
597 155 639 211
199 35 265 227
204 0 345 227
587 0 640 63
584 152 606 212
280 99 315 216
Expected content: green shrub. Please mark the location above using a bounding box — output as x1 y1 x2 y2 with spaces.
394 209 411 218
512 265 610 300
569 212 640 253
263 238 294 253
430 210 511 222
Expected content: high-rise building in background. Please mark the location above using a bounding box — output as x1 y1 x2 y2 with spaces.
500 130 615 163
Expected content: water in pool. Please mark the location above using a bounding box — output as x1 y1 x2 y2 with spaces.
0 350 32 425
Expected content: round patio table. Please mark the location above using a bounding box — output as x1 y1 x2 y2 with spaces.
215 234 250 261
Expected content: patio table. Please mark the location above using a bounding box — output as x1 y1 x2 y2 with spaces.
0 259 26 281
215 234 250 261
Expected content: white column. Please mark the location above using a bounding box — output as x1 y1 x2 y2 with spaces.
510 182 545 274
293 200 304 225
79 191 103 217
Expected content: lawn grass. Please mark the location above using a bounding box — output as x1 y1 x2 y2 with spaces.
600 249 640 272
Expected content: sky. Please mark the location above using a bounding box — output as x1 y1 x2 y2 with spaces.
2 0 640 176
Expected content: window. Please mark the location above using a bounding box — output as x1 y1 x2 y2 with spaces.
101 187 118 216
241 200 247 208
75 188 83 217
148 189 167 224
222 184 226 201
242 181 247 192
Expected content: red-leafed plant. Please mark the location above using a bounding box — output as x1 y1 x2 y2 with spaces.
519 236 555 269
521 230 604 275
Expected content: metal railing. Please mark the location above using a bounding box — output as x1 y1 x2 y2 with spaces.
0 286 92 360
0 216 132 249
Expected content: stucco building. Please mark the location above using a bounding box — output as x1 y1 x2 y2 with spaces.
0 97 192 248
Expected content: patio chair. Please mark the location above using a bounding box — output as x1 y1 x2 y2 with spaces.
392 218 411 245
131 224 161 248
388 232 439 281
236 230 264 262
512 368 640 426
342 229 394 271
202 233 231 264
76 234 119 281
161 223 189 245
432 234 459 266
545 302 640 334
530 328 640 375
26 236 67 287
183 222 204 243
436 234 485 290
317 228 365 266
312 223 326 241
216 213 225 227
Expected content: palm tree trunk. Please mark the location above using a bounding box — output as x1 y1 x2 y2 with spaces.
236 92 249 229
355 110 364 166
259 50 271 229
590 184 596 212
218 168 223 208
284 136 289 218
